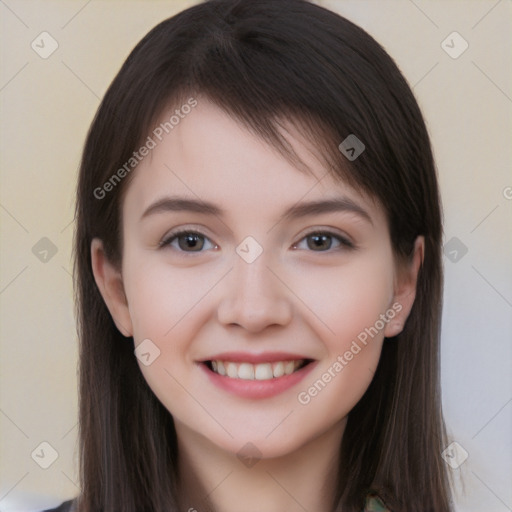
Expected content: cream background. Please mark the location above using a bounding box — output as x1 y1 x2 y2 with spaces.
0 1 510 511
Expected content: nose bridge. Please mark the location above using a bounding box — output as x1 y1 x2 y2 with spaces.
235 251 274 300
217 246 293 332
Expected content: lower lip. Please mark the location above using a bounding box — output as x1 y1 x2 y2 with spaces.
199 361 317 399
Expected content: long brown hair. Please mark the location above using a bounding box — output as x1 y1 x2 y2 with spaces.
74 1 452 510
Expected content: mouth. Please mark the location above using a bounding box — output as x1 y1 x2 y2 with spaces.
198 352 317 399
203 359 314 381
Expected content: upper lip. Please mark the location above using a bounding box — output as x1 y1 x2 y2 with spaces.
199 352 313 364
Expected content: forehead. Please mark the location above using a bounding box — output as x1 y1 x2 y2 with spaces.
122 98 382 224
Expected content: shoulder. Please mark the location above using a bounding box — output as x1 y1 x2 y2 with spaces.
41 499 76 512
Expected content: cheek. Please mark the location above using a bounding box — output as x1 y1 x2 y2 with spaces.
121 253 224 406
122 251 220 342
290 254 394 410
290 253 395 346
121 255 213 418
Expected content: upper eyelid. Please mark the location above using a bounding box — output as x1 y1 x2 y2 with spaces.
159 228 213 246
296 227 353 243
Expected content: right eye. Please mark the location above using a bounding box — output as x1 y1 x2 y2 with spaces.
159 230 217 253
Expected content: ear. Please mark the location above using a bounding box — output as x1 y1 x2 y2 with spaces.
384 236 424 338
90 238 133 337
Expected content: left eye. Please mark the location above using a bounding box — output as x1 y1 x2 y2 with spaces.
160 231 216 252
293 232 353 252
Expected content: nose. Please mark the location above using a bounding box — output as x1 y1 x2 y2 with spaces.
217 251 293 333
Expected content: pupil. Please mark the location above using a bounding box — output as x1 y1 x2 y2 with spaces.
180 234 203 251
309 234 331 251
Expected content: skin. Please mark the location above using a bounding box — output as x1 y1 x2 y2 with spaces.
91 98 423 512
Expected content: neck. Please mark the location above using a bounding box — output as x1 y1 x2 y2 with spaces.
176 418 346 512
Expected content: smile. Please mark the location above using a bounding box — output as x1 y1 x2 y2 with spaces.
199 353 317 399
207 359 310 380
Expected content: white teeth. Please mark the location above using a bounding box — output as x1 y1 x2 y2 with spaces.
238 363 255 380
209 359 307 380
273 361 284 378
255 363 273 380
284 361 295 375
217 361 226 376
226 362 238 378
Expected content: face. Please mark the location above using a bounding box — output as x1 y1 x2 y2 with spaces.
93 98 418 460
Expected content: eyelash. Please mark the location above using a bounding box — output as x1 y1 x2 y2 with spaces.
293 230 355 251
159 229 217 252
159 228 355 253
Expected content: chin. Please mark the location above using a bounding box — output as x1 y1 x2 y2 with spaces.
207 423 319 462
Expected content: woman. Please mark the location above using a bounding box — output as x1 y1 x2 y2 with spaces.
47 0 452 510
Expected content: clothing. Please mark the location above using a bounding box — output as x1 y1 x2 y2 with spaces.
365 493 391 511
42 500 75 512
43 494 391 511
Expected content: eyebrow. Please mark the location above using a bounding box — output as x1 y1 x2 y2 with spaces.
141 196 373 225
